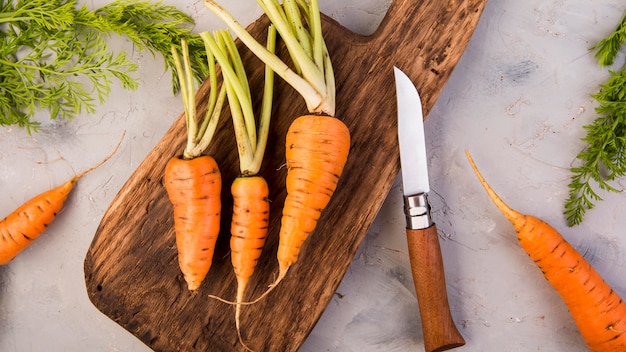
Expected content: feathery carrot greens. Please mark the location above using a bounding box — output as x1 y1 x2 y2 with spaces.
0 0 209 133
564 11 626 226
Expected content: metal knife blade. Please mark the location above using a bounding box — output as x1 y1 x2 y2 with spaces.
394 66 465 352
394 67 430 196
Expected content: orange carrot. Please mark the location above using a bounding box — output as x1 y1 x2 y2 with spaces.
205 0 350 296
277 115 350 280
164 155 221 292
202 29 275 350
166 38 226 292
230 176 269 347
0 133 124 265
466 150 626 352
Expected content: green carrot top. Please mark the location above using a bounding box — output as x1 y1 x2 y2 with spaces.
204 0 335 116
201 28 277 175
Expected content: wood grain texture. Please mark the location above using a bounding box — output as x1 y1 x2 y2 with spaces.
84 1 487 351
407 225 465 352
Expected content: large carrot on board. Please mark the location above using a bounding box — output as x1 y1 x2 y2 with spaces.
204 0 350 294
0 133 124 265
465 150 626 352
164 38 226 292
202 29 276 350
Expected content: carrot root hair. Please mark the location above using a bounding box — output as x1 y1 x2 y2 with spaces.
71 131 126 182
208 266 286 306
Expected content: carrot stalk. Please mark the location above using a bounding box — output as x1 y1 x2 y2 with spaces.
204 0 334 115
0 132 124 265
165 38 226 292
203 28 276 350
204 0 350 300
172 38 227 161
466 150 626 352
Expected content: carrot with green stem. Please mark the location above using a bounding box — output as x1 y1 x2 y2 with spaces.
164 38 227 292
465 150 626 352
0 132 124 265
204 0 350 297
202 28 276 351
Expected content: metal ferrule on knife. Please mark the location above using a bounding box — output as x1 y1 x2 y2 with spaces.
404 193 434 230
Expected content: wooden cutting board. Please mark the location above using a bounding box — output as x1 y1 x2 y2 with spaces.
84 1 487 351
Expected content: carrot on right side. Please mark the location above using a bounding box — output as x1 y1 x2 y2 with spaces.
465 150 626 352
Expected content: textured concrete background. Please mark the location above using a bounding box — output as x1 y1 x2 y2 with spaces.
1 1 625 351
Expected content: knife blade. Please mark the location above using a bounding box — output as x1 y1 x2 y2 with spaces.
394 67 465 352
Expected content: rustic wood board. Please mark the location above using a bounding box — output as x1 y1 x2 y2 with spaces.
84 1 487 351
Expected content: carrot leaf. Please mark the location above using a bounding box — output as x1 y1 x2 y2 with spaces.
564 12 626 226
590 11 626 67
0 0 209 134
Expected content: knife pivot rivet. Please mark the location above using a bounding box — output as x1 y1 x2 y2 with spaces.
404 193 434 230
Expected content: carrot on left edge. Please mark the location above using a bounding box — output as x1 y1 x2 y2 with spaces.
0 132 125 265
203 28 276 351
164 38 227 293
466 150 626 352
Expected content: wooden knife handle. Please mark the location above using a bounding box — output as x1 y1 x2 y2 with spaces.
407 224 465 352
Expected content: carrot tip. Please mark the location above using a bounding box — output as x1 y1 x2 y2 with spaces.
465 150 524 227
237 331 255 352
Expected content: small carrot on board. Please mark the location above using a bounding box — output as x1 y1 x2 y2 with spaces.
465 150 626 352
165 38 227 292
228 175 269 351
204 0 350 297
0 132 124 265
203 28 276 351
